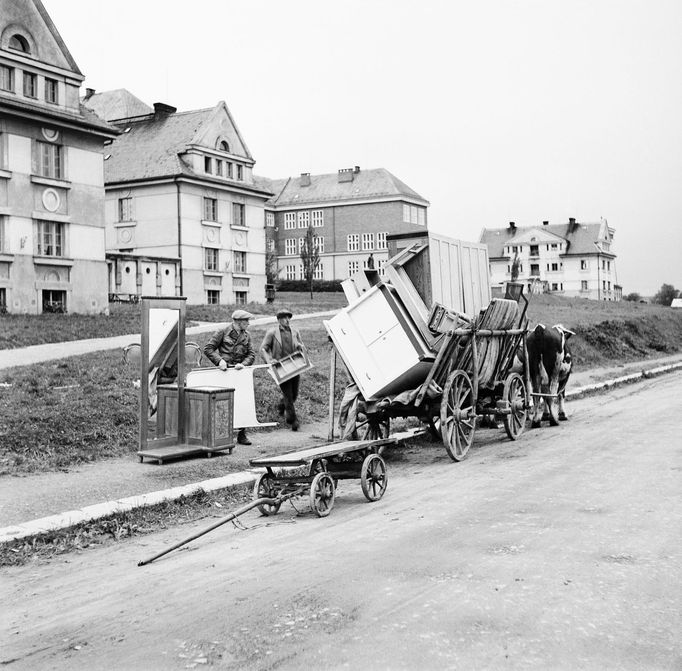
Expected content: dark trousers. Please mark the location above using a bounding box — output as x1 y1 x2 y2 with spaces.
279 375 300 425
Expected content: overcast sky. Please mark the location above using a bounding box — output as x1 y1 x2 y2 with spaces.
43 0 682 296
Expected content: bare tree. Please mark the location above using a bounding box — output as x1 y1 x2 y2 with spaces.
265 248 280 286
300 223 321 299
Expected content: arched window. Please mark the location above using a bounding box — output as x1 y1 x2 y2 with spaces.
9 34 30 53
219 140 229 152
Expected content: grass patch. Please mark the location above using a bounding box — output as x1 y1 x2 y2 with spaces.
0 485 253 567
0 292 347 350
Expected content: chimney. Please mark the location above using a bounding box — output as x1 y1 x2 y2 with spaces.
542 220 549 226
153 102 177 119
338 167 354 183
508 221 516 230
83 87 95 101
568 217 576 225
353 165 360 174
299 172 311 187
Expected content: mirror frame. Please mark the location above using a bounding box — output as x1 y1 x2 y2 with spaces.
140 296 187 450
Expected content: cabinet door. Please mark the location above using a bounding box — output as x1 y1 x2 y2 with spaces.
325 312 382 398
346 288 399 346
367 324 419 382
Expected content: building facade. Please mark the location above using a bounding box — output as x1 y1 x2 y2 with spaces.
83 90 272 305
480 218 621 301
0 0 117 314
258 167 429 282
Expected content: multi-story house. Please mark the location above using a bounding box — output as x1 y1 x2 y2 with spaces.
480 218 621 301
0 0 117 314
257 167 429 282
83 89 272 305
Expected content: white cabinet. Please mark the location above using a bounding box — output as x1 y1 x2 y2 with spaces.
325 284 433 400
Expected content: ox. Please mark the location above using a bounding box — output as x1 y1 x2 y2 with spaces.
526 323 574 428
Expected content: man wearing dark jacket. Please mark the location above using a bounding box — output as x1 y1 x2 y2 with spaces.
260 308 306 431
203 309 256 445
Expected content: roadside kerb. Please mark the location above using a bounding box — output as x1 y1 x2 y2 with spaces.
1 359 681 545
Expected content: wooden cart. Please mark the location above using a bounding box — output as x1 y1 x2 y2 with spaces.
248 433 418 517
345 294 532 462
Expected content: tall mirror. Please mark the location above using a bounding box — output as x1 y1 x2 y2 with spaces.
139 297 187 451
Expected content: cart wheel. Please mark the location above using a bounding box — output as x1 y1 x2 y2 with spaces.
253 472 281 516
503 372 527 441
309 472 335 517
361 416 390 441
440 369 476 461
360 453 388 501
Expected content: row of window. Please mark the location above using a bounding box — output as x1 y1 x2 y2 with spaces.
117 196 246 225
204 156 244 181
505 242 564 255
204 249 247 274
283 210 324 230
0 64 59 104
0 219 66 257
284 236 325 256
347 232 387 252
207 289 248 305
283 264 325 281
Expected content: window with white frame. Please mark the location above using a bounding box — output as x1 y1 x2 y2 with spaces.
45 78 58 104
215 160 223 177
207 289 220 305
312 210 324 227
298 211 309 228
205 248 219 271
298 237 305 253
37 141 62 179
234 291 247 305
285 264 296 280
232 203 245 226
378 259 387 274
236 165 243 180
347 261 359 276
226 162 233 178
284 212 296 230
37 220 64 256
347 234 359 252
362 233 374 251
118 197 133 222
580 259 588 270
265 212 275 228
313 264 324 280
0 65 13 92
233 251 247 273
314 236 324 253
267 238 275 252
376 232 387 249
285 239 296 255
403 203 426 225
298 264 304 279
204 197 218 221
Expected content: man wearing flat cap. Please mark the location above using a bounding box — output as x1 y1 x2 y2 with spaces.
260 308 306 431
204 309 256 444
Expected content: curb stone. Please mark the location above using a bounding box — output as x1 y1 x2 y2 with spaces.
1 360 681 544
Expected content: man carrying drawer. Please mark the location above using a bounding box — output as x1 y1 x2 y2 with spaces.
260 308 306 431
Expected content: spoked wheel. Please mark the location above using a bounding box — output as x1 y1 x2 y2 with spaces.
360 453 388 501
253 472 281 516
360 415 390 441
309 472 335 517
426 413 441 441
440 369 476 461
503 372 527 441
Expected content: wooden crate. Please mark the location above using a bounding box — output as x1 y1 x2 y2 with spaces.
185 386 235 453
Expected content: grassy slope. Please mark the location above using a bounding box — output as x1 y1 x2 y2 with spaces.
1 294 680 474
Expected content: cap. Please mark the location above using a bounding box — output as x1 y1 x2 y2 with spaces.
276 308 293 319
231 309 253 320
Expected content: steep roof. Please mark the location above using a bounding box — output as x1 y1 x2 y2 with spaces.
480 221 613 258
255 168 429 207
82 89 153 122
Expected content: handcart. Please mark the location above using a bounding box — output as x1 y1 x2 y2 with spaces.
333 291 532 463
248 432 414 517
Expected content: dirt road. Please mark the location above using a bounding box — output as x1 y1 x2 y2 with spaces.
2 373 680 670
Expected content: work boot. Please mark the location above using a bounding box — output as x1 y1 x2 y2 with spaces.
237 429 251 445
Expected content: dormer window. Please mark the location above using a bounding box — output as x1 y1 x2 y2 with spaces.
219 140 229 152
9 34 30 53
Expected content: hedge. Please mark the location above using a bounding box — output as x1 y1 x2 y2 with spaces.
275 279 343 292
